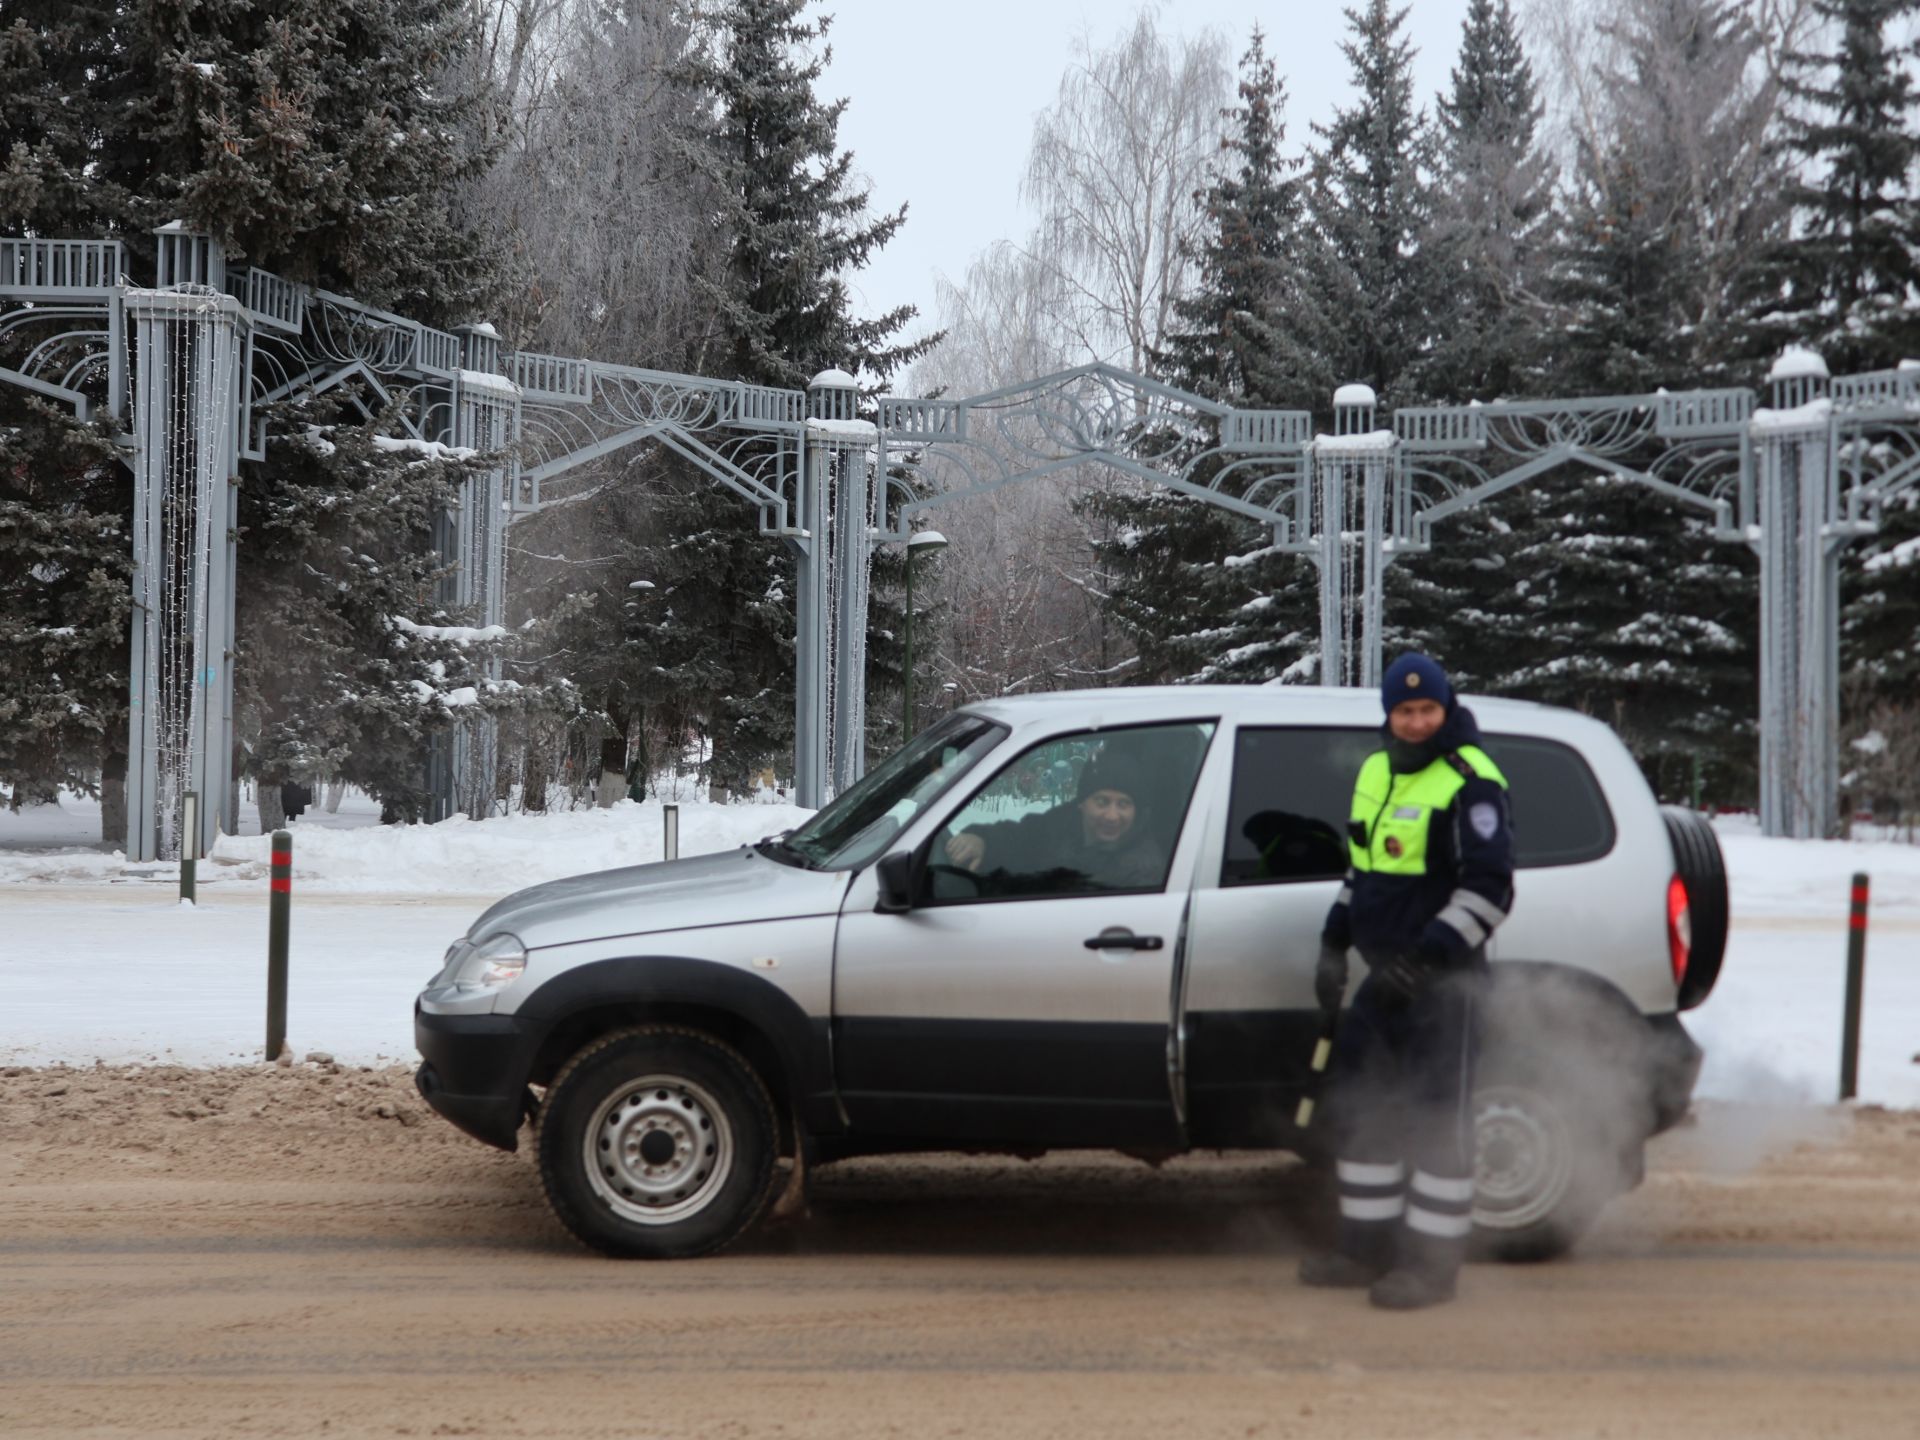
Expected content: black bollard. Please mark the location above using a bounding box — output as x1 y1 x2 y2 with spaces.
1840 872 1869 1101
267 830 292 1061
180 790 198 906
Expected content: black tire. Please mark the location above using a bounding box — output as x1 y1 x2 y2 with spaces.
1469 1055 1621 1262
1660 806 1728 1010
537 1025 779 1259
1470 975 1655 1263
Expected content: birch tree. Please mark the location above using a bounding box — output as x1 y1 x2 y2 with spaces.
1022 10 1231 373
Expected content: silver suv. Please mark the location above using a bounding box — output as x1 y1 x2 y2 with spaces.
415 686 1724 1261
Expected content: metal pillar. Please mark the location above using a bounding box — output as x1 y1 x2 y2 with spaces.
829 443 874 793
790 433 831 808
791 369 877 804
1753 358 1841 838
1312 385 1392 688
123 239 246 861
448 331 513 820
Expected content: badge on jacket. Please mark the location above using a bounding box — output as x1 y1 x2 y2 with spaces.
1470 802 1500 840
1384 835 1404 858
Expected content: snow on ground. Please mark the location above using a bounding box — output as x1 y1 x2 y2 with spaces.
0 797 1914 1108
0 786 809 893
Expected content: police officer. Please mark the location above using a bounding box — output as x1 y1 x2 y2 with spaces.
1299 653 1515 1310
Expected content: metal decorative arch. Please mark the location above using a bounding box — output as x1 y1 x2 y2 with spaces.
1 229 1911 852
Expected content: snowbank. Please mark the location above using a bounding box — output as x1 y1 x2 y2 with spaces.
1712 814 1920 918
209 799 814 894
0 792 812 894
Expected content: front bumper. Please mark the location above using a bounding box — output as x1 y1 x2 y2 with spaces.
414 1004 540 1152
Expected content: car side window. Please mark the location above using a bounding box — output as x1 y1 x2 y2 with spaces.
1220 724 1618 885
1221 727 1371 885
927 721 1217 903
1491 735 1616 866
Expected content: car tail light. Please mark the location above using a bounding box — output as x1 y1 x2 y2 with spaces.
1667 874 1692 988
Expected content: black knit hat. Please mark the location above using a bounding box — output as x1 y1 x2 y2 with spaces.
1077 753 1148 805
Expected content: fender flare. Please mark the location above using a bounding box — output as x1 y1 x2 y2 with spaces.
515 956 837 1131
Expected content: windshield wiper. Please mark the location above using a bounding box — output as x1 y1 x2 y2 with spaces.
753 831 816 870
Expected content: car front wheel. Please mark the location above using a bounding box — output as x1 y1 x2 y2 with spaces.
537 1025 779 1259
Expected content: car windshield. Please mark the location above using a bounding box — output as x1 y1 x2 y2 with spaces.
781 715 1006 871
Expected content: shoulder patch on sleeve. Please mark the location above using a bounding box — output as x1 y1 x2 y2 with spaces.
1469 801 1501 841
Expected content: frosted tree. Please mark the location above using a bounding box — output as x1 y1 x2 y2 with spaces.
1089 29 1323 687
1457 0 1791 801
911 246 1118 706
1543 0 1789 391
656 0 933 795
234 402 513 828
1022 10 1231 374
473 0 730 803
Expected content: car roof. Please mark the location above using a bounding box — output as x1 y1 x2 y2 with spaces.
957 685 1598 741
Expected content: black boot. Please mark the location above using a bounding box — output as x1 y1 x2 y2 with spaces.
1299 1215 1393 1289
1368 1265 1457 1310
1369 1220 1463 1310
1298 1249 1385 1288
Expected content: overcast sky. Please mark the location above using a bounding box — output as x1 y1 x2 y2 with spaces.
818 0 1478 347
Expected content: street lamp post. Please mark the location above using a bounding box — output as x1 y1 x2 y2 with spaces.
902 529 948 739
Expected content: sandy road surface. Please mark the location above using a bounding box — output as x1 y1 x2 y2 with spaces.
1 1064 1917 1440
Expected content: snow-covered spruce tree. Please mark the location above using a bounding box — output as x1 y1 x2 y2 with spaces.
1496 0 1782 803
1780 4 1920 730
2 0 510 832
1844 488 1920 713
1495 468 1757 803
1771 0 1920 373
1414 0 1553 403
1388 0 1553 694
0 407 130 822
664 0 933 794
1155 28 1331 412
0 3 139 824
1306 0 1440 405
2 0 498 314
234 401 513 826
1086 29 1322 686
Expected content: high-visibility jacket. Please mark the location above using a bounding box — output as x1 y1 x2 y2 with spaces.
1322 706 1515 963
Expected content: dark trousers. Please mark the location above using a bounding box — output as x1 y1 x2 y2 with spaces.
1323 962 1483 1278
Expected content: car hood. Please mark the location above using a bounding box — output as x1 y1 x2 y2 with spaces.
466 847 850 951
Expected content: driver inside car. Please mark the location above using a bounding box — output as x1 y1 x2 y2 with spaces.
941 753 1167 894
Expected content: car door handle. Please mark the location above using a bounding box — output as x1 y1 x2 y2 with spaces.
1084 928 1164 952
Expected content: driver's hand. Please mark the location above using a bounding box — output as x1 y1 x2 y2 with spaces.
944 832 986 872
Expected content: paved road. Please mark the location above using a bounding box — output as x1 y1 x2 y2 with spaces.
1 1064 1915 1438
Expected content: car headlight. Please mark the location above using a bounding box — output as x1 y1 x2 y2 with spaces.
446 932 527 992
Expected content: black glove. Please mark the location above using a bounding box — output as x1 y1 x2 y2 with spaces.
1371 951 1432 1008
1374 940 1457 1007
1314 943 1349 1013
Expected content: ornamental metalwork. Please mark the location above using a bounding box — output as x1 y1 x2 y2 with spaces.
3 228 1913 852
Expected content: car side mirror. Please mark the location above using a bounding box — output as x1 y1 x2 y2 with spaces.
873 850 916 914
